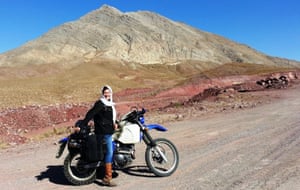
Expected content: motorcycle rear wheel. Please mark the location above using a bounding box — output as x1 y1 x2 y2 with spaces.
63 153 97 185
145 138 179 177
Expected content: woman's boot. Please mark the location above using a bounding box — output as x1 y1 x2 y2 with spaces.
102 163 117 187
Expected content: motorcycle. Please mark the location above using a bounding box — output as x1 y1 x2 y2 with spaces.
56 107 179 185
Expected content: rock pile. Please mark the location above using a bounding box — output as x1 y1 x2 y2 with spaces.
188 87 222 103
256 75 289 89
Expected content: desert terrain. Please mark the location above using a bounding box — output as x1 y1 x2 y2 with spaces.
1 5 300 190
0 73 299 190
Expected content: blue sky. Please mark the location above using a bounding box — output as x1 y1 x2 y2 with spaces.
0 0 299 61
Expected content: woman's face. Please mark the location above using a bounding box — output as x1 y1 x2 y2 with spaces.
103 89 111 101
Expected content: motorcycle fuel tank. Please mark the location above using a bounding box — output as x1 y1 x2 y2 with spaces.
115 123 141 144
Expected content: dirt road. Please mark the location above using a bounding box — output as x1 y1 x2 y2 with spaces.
0 85 300 190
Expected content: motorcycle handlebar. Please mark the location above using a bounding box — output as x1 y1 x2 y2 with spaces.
119 107 148 123
128 107 147 121
137 108 146 115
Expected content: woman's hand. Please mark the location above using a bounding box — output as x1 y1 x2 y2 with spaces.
70 126 81 134
114 123 119 130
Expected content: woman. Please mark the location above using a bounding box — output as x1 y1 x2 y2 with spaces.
78 85 117 187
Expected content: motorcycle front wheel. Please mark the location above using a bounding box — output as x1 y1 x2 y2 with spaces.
145 138 179 177
63 153 97 185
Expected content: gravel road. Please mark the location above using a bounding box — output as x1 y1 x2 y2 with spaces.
0 85 299 190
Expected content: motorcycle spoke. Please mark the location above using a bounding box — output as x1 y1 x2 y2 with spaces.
149 142 176 172
154 146 168 163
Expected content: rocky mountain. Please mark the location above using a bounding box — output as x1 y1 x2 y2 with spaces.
1 5 299 68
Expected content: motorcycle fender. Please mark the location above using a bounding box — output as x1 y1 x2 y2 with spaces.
146 124 168 132
56 137 68 158
59 137 69 143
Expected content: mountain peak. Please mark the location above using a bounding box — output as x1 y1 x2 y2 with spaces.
98 4 123 14
79 4 123 23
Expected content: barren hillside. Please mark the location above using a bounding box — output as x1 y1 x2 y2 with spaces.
0 5 299 108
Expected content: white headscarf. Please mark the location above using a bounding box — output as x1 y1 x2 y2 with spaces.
100 85 116 123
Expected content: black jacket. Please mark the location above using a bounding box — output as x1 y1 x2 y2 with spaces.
80 100 114 135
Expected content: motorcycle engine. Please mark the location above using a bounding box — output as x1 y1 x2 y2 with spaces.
114 153 132 168
114 144 135 168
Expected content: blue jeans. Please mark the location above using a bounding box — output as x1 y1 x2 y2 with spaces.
103 134 113 163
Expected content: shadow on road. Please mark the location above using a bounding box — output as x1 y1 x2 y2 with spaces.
35 165 72 185
35 164 156 186
121 165 157 178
